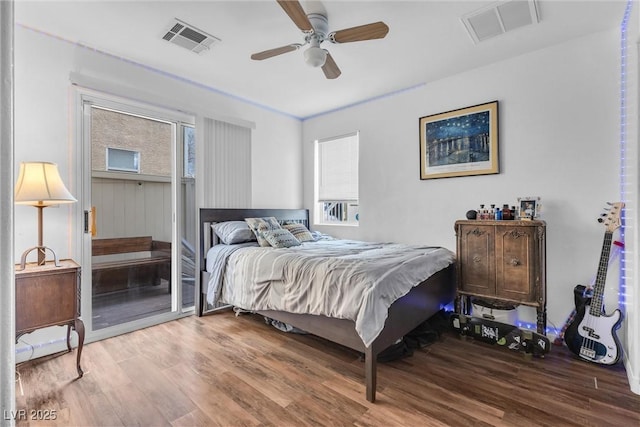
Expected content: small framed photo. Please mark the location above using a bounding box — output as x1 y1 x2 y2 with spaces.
517 197 540 220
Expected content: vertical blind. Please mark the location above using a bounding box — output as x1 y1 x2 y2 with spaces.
317 132 359 202
198 117 252 208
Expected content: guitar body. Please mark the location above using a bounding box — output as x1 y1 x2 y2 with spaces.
565 286 623 365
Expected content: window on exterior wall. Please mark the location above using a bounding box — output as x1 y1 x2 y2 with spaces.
106 147 140 173
315 132 359 225
183 125 195 178
92 106 172 177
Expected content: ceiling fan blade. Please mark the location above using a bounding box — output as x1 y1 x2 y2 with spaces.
276 0 313 32
251 44 299 61
330 21 389 43
322 52 341 79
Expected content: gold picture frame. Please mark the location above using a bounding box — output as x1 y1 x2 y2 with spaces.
419 101 499 179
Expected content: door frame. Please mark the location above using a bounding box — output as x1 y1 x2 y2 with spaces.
74 86 195 343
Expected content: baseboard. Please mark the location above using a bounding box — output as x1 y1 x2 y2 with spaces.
15 333 76 364
624 355 640 395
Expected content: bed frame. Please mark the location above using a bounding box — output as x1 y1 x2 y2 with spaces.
197 208 455 402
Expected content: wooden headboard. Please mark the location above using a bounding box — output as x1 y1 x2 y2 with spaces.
197 208 309 315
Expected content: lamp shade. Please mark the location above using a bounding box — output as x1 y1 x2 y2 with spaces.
14 162 77 207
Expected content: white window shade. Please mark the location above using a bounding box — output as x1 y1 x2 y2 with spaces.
317 134 359 202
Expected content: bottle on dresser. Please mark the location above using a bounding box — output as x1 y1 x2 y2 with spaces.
502 204 512 220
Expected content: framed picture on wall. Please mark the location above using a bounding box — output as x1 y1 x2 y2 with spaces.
419 101 499 179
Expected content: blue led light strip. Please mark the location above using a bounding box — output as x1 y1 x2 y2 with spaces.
619 0 633 308
441 303 561 336
15 337 69 355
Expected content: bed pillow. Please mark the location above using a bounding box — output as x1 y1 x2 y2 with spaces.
261 228 301 248
245 217 282 247
283 223 314 242
211 221 256 245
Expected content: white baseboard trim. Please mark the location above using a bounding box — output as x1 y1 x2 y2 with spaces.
15 335 76 364
624 355 640 395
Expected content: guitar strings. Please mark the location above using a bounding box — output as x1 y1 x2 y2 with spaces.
580 231 613 361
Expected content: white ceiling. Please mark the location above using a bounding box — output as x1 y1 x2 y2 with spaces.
16 0 627 119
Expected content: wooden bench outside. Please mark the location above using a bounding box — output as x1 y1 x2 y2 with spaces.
92 236 171 295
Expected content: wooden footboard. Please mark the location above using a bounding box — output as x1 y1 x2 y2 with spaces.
198 208 455 402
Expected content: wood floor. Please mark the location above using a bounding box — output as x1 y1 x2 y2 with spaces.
14 311 639 426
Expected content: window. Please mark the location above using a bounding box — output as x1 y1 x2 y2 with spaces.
315 132 359 225
106 147 140 173
93 106 172 177
183 125 195 178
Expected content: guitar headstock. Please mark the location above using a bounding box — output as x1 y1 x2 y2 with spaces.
599 202 624 232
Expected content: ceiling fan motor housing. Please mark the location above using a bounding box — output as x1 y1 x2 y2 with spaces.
307 13 329 41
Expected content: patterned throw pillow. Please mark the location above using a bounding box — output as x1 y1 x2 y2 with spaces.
261 228 301 248
283 223 314 242
245 217 282 247
212 221 256 245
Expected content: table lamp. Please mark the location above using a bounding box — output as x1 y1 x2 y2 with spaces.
14 161 77 269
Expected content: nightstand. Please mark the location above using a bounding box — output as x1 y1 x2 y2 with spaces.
15 259 84 377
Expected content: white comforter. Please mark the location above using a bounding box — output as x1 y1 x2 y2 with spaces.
207 239 454 347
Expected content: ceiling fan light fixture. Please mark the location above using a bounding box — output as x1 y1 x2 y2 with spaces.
304 46 327 67
252 1 389 79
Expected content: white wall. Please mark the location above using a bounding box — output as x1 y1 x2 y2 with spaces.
303 29 623 338
13 25 303 361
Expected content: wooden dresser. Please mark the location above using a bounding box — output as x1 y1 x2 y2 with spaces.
15 259 84 377
454 220 547 334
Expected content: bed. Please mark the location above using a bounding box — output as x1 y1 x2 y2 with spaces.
197 208 455 402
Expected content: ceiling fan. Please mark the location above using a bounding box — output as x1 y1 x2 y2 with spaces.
251 0 390 79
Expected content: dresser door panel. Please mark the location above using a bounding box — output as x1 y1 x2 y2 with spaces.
459 225 495 295
495 227 536 301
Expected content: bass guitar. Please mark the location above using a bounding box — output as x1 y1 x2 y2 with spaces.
564 202 624 365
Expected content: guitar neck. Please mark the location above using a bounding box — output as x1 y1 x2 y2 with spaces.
590 231 613 317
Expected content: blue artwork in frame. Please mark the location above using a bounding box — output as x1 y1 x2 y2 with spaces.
419 101 499 179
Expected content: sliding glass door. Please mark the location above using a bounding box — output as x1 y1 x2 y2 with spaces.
181 125 196 309
79 90 195 340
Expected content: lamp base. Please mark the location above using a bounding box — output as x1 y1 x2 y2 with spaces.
18 246 61 270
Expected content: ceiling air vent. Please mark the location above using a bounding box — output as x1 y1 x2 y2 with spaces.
162 19 221 54
462 0 539 44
